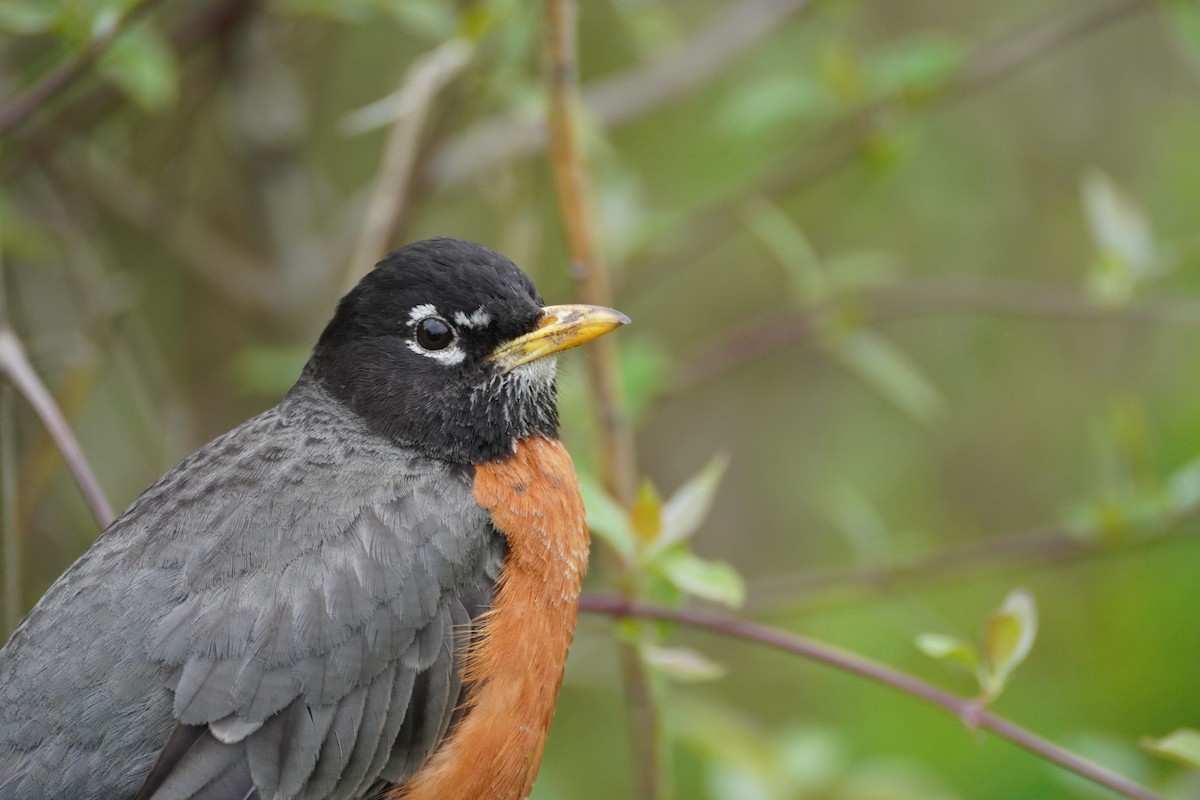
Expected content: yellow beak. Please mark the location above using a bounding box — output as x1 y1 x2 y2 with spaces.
488 304 630 373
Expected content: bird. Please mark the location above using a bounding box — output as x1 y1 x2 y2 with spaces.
0 237 629 800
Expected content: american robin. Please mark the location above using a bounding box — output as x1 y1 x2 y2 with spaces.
0 238 628 800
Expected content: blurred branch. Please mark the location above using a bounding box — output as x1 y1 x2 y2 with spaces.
749 513 1200 616
545 0 652 796
768 0 1155 195
677 277 1200 389
0 0 168 135
64 150 278 315
432 0 816 187
5 0 263 172
0 328 114 529
579 594 1165 800
342 39 474 292
653 0 1154 271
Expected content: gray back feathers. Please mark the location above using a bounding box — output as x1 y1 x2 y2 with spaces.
0 380 506 800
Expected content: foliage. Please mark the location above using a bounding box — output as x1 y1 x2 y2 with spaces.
3 1 1200 799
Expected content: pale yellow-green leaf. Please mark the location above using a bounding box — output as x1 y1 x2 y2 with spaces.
740 196 826 306
656 454 729 552
915 633 979 673
658 550 745 608
822 483 891 566
1082 169 1157 306
1142 729 1200 770
983 588 1037 694
832 329 944 426
640 643 726 683
98 24 178 112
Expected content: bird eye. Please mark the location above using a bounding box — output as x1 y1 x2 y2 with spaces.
415 317 454 351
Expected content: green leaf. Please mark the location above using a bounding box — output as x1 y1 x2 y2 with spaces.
1142 729 1200 770
982 588 1038 697
1166 456 1200 514
640 643 726 683
1082 169 1157 305
656 455 729 552
741 196 826 306
657 550 745 608
716 75 835 140
98 24 178 111
832 329 944 426
821 483 891 566
870 35 967 101
915 633 979 674
577 474 636 564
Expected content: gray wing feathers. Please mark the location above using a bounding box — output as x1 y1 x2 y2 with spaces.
0 385 506 799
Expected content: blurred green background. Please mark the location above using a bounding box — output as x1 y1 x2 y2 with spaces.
2 0 1200 797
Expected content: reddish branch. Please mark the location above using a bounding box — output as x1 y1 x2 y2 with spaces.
580 594 1164 800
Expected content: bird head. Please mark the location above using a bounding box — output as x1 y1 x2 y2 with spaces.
306 238 628 463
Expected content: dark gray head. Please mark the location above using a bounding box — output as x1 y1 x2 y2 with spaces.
305 238 627 463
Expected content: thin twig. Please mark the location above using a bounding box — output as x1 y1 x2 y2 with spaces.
342 39 474 292
6 0 262 169
650 0 1155 277
0 0 168 135
749 512 1200 616
677 277 1200 389
579 594 1164 800
545 0 652 796
432 0 816 187
545 0 637 505
0 328 114 529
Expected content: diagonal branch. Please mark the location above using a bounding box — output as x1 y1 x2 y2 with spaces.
579 594 1164 800
0 328 114 529
0 0 169 135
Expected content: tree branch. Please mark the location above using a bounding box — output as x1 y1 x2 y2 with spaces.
0 328 114 529
545 1 652 796
342 39 473 293
579 594 1164 800
432 0 816 187
0 0 168 135
677 277 1200 390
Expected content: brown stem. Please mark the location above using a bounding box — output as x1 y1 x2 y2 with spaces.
432 0 816 187
0 328 114 529
545 1 651 795
0 0 168 135
579 594 1164 800
545 0 637 505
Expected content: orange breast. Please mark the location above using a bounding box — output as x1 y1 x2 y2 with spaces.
390 435 589 800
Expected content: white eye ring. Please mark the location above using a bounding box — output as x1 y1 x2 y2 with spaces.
403 306 465 365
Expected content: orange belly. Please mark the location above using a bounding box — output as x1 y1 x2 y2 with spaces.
391 435 589 800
